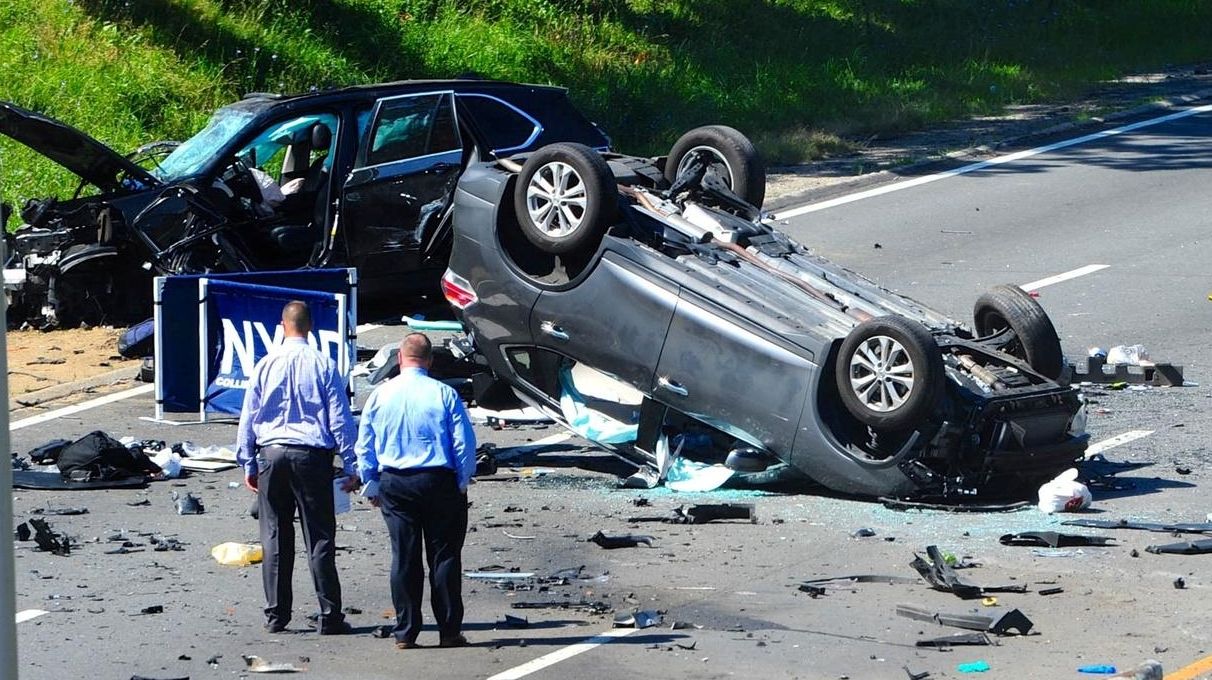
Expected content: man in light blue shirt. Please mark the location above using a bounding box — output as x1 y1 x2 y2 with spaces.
356 332 476 649
236 300 359 636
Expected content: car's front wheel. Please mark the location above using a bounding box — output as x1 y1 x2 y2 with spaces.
513 143 616 256
835 316 943 431
973 284 1063 379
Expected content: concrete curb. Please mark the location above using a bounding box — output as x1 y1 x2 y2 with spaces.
763 85 1212 213
9 364 142 412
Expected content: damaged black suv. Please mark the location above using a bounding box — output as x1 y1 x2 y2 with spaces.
1 79 608 327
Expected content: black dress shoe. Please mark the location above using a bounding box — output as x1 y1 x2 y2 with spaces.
264 622 289 633
319 620 354 635
439 634 469 648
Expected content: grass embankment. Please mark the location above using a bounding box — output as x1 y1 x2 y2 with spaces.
3 0 1212 215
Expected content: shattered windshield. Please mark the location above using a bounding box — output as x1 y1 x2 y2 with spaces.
155 106 257 180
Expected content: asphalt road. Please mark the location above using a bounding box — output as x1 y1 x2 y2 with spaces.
10 107 1212 680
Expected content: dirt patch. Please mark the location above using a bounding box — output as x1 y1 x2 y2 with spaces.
6 327 137 396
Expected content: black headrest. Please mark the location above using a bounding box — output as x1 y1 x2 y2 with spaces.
310 123 331 150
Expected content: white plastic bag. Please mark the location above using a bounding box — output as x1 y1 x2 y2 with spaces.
1037 468 1092 513
1106 344 1149 366
150 449 183 479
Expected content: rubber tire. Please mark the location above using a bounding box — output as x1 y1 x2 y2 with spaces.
973 284 1063 379
513 142 616 256
834 316 944 431
664 125 766 207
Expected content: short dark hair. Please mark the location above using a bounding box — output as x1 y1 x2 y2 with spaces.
281 300 313 332
399 332 432 361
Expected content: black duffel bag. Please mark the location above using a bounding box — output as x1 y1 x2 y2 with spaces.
56 431 161 482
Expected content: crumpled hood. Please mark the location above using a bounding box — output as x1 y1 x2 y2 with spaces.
0 100 160 194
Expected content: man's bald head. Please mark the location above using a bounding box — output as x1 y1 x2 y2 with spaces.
281 301 313 337
398 333 433 369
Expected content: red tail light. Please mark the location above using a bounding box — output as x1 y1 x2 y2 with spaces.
441 269 478 309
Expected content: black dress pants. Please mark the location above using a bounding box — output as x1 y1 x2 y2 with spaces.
379 467 467 644
258 446 344 631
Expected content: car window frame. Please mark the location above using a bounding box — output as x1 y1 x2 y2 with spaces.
455 93 542 154
355 90 461 171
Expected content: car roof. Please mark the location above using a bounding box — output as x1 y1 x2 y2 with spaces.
236 79 569 111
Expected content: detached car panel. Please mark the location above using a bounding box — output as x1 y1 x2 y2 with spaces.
2 80 610 327
446 129 1086 500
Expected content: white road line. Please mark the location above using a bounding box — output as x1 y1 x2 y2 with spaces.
16 609 49 624
1019 264 1110 291
10 384 154 431
1085 429 1154 459
486 628 638 680
355 323 382 333
773 103 1212 220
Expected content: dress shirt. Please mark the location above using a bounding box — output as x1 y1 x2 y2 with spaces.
236 337 357 477
356 366 477 493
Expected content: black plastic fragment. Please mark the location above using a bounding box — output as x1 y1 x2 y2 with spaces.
1063 518 1212 534
904 666 932 680
915 632 992 647
28 518 71 555
910 545 1025 599
589 530 653 549
139 605 164 615
999 532 1114 548
15 522 30 542
1146 538 1212 555
1038 587 1064 596
896 604 1033 636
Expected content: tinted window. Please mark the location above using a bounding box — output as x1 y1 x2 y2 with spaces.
458 94 538 151
364 93 459 167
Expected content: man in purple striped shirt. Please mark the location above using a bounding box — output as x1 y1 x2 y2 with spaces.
236 300 360 635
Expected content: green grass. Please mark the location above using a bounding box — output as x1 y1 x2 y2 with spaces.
3 0 1212 217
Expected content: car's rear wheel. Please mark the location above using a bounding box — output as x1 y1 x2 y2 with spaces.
664 125 765 207
835 316 943 431
513 143 616 255
973 284 1063 379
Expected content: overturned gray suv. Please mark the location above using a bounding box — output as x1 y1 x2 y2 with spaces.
443 126 1087 501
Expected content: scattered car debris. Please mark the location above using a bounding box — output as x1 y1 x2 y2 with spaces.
799 574 919 591
1079 665 1118 674
139 605 164 615
915 632 993 647
1063 518 1212 534
30 506 89 516
14 522 31 542
1038 587 1065 596
27 518 72 555
910 546 1026 599
896 604 1034 636
511 600 612 615
242 655 308 673
851 528 877 538
1148 540 1212 555
614 610 663 629
628 503 756 524
590 531 654 549
126 499 152 507
998 532 1114 548
1110 660 1163 680
1069 352 1183 387
500 614 529 628
150 536 186 552
129 675 189 680
904 666 931 680
172 491 205 515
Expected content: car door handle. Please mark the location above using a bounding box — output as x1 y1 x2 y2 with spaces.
427 162 455 174
657 376 688 397
539 321 569 341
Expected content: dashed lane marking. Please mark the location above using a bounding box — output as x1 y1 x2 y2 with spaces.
1019 264 1110 291
1084 429 1154 459
10 384 155 431
486 628 638 680
773 103 1212 220
16 609 49 624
